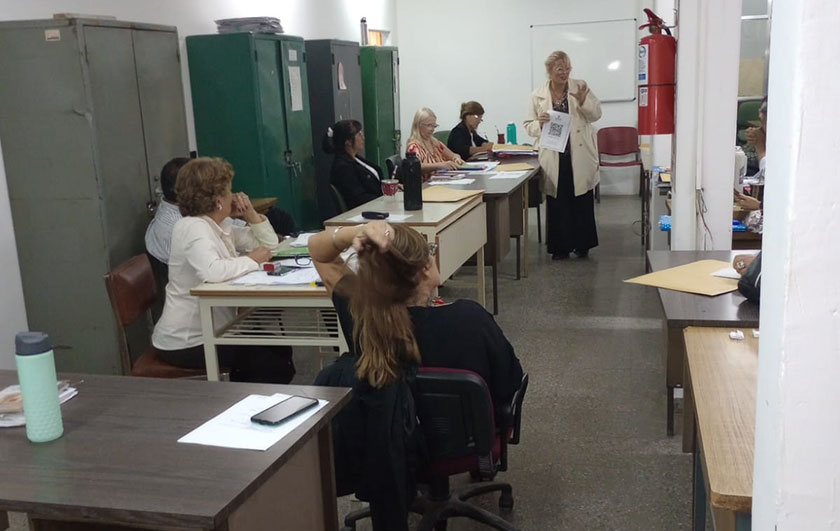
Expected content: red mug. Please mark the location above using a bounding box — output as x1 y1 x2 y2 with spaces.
381 179 399 197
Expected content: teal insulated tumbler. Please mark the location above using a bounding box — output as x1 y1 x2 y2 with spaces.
15 331 64 443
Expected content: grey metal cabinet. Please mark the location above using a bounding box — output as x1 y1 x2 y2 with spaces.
0 18 189 374
305 39 364 220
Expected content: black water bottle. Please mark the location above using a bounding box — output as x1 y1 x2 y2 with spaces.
402 152 423 211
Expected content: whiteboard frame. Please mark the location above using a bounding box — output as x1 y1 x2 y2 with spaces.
529 18 638 104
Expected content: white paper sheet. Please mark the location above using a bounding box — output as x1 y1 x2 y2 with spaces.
346 213 411 222
489 171 529 180
178 393 328 451
288 66 303 112
290 232 317 248
711 267 741 280
461 161 499 171
231 268 321 286
429 179 475 185
539 110 572 153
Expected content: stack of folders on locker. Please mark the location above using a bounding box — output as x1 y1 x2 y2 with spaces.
215 17 284 34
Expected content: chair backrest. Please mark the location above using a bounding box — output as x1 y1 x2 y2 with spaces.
433 129 451 145
104 254 157 372
330 183 349 213
737 99 762 128
385 154 402 179
597 126 640 158
415 368 497 461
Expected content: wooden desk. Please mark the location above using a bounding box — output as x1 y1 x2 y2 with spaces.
325 194 487 308
684 328 755 531
0 371 351 531
251 197 277 215
191 283 347 381
434 157 539 313
647 251 759 444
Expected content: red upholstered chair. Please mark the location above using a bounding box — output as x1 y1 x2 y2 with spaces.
104 254 205 378
597 126 645 202
342 368 529 531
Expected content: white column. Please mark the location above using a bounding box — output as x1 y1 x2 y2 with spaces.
671 0 741 250
752 1 840 529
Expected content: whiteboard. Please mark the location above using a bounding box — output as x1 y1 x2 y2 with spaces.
530 19 637 103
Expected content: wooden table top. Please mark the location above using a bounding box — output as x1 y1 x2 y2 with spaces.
324 193 483 228
0 372 350 529
684 327 757 513
191 281 328 298
647 251 759 328
436 156 539 198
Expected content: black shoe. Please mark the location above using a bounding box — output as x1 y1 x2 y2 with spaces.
574 249 589 258
552 252 570 260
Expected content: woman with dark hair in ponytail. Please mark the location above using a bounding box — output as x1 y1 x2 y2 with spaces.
323 119 384 209
310 222 523 530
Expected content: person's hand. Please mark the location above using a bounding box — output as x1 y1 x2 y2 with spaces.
538 112 550 126
733 254 756 275
482 142 494 153
571 81 589 105
352 221 394 253
246 246 272 264
442 160 461 171
232 192 261 224
453 156 465 166
746 126 766 158
735 192 761 211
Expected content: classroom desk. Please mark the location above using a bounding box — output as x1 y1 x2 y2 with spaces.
646 251 759 444
684 328 756 531
191 283 346 382
0 371 351 531
432 158 539 313
324 194 487 308
251 197 277 215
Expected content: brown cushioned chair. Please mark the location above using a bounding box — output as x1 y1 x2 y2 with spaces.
104 254 205 378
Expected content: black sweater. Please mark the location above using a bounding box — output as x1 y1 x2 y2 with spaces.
446 121 489 161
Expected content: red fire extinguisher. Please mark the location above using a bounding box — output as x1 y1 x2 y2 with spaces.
638 9 676 135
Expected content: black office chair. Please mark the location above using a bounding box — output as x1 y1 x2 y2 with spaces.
342 369 529 531
331 183 349 214
386 154 402 181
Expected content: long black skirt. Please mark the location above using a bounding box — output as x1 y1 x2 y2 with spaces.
545 152 598 255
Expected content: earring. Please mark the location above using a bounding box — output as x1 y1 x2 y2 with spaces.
217 203 222 211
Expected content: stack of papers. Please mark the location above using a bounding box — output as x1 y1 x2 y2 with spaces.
429 178 475 186
178 393 328 451
493 144 538 156
231 268 321 286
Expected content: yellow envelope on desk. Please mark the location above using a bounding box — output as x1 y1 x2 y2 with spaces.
492 143 534 151
498 162 535 172
422 187 483 202
624 260 738 296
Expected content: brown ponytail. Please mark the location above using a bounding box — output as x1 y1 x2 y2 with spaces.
351 225 430 387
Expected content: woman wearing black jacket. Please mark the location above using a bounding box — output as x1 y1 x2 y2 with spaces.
323 120 384 210
446 101 494 161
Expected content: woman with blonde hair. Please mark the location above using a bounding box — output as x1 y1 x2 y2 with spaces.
151 157 295 383
406 107 465 176
447 100 494 160
525 50 602 259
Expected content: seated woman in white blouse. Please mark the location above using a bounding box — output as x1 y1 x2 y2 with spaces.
151 157 295 383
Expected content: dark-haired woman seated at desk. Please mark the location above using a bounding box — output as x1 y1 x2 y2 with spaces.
151 157 295 384
310 221 523 530
446 101 494 161
323 119 384 210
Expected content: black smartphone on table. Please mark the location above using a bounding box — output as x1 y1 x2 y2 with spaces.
251 396 319 426
361 211 389 220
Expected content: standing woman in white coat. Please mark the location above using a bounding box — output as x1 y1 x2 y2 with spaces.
525 51 602 259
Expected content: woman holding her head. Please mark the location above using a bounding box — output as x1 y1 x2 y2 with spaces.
406 107 465 176
151 157 295 383
525 50 602 260
324 119 384 210
447 101 494 160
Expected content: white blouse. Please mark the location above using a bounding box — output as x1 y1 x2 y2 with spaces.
152 215 278 351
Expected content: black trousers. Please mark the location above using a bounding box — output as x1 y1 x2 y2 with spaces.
545 152 599 255
158 344 295 384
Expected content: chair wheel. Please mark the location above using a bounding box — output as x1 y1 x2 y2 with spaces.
499 491 514 511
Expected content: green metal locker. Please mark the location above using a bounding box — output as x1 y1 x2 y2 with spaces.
186 33 319 229
0 18 189 374
360 46 401 172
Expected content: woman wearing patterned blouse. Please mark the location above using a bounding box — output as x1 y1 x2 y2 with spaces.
405 107 465 178
525 51 602 260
